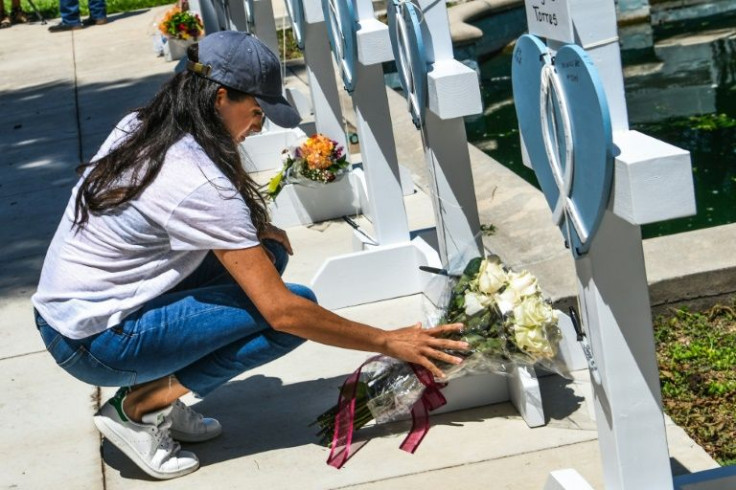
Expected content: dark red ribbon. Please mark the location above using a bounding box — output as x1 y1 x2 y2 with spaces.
399 364 447 454
327 355 381 469
327 358 447 469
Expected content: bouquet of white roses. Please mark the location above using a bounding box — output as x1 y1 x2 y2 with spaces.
313 255 565 453
437 255 562 377
266 133 349 200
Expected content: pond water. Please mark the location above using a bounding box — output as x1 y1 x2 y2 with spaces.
464 11 736 239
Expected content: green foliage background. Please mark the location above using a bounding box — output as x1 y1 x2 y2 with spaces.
654 300 736 465
2 0 173 21
4 0 303 61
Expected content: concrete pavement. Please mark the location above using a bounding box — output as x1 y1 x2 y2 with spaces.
0 4 726 489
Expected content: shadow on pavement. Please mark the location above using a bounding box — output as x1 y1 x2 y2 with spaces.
0 73 170 299
539 374 586 426
100 372 585 480
100 374 347 479
105 9 151 23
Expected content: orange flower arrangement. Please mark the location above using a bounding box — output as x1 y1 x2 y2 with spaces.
158 6 203 41
301 134 336 170
266 134 349 200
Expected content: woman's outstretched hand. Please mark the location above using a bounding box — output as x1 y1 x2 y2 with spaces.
382 322 469 379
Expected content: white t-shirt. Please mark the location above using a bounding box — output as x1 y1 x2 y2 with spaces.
32 114 260 339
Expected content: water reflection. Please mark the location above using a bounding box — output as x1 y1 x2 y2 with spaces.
466 12 736 238
625 27 736 123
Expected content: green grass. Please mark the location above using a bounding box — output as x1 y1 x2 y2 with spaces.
4 0 174 22
9 0 305 62
276 26 302 61
654 300 736 465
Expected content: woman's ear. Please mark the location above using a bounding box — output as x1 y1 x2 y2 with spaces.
214 87 228 111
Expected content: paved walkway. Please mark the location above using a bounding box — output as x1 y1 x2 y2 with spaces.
0 4 721 489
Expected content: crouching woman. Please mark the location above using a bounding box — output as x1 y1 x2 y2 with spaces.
31 31 467 480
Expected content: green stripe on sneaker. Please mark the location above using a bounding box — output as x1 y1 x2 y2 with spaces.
110 391 129 422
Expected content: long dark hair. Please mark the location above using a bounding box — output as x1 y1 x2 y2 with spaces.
73 45 268 233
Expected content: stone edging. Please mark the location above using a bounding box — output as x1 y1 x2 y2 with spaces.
448 0 524 44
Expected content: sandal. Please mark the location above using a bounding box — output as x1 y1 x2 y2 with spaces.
0 15 10 28
11 7 28 24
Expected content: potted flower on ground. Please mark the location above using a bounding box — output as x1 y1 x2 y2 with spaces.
265 133 359 227
158 4 204 61
266 133 351 201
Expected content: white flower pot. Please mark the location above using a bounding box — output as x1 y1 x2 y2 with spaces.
239 126 307 172
164 38 195 62
268 173 361 227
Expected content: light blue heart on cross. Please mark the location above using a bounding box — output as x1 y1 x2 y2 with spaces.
284 0 305 50
387 0 428 128
323 0 358 93
512 34 614 257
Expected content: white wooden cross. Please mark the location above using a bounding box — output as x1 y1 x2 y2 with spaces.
188 0 224 35
383 0 548 428
189 0 274 51
215 0 308 175
183 0 307 174
283 0 350 154
323 0 411 245
308 0 443 309
509 0 736 488
236 0 279 56
386 0 483 274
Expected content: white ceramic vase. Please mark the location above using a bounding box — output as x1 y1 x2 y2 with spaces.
164 37 195 62
268 173 361 228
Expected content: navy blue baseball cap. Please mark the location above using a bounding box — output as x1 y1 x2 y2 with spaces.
188 31 301 128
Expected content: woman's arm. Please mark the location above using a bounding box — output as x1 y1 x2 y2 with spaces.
257 223 292 255
214 246 468 378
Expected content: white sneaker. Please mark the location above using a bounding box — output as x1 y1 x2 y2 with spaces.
94 393 199 480
170 400 222 443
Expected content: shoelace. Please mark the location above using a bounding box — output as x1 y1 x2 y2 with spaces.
174 400 204 422
151 415 181 458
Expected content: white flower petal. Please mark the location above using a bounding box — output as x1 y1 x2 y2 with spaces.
496 288 520 314
477 257 507 295
465 292 491 316
507 270 539 297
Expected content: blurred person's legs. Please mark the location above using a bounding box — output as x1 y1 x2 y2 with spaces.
83 0 106 25
48 0 82 31
0 1 9 27
10 0 27 23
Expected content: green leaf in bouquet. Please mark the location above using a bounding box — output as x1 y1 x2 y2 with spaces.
463 257 483 277
464 314 482 331
462 309 494 331
339 380 369 401
266 171 284 200
478 337 504 354
462 333 486 349
453 294 465 310
451 276 472 296
326 157 349 174
457 293 466 305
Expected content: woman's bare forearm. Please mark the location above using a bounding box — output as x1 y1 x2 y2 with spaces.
215 246 469 377
269 294 390 353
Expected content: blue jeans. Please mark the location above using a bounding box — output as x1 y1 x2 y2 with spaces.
59 0 106 25
36 241 312 397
